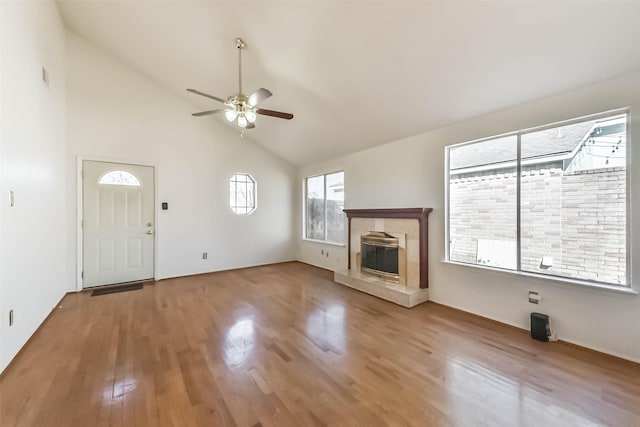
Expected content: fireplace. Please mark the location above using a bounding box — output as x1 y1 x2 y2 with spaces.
334 208 432 308
361 232 399 282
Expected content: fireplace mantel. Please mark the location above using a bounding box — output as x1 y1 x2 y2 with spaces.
343 208 433 288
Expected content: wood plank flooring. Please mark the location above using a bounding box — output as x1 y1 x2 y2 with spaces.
1 262 638 426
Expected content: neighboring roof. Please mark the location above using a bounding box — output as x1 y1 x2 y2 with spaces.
450 120 596 170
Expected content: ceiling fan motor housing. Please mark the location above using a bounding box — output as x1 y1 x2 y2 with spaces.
226 94 249 112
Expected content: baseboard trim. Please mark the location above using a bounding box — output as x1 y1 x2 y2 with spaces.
556 337 640 365
0 292 71 378
294 260 335 273
156 259 298 282
427 300 640 365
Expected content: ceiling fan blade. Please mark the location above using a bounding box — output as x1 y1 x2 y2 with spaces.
186 88 226 104
247 88 272 107
257 108 294 120
192 109 224 117
246 122 256 129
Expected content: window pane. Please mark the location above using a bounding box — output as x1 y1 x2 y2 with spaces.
247 184 255 209
229 173 256 215
237 184 247 207
449 136 517 269
520 115 626 285
326 172 345 244
99 171 140 186
306 175 325 240
230 181 236 207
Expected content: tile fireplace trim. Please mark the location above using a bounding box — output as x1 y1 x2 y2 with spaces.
343 208 433 289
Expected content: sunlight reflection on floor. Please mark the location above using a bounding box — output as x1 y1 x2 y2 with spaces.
446 356 599 426
306 304 346 353
223 317 255 367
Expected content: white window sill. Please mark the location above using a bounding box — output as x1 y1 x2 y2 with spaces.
302 238 346 247
441 260 638 295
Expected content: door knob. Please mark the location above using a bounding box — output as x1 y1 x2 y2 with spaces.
146 230 154 235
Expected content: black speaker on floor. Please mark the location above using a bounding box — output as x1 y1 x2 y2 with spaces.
531 312 550 342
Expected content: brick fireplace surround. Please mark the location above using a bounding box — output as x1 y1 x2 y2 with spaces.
334 208 432 308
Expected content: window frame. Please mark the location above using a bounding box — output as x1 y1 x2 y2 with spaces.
303 170 345 245
445 108 631 289
229 173 257 215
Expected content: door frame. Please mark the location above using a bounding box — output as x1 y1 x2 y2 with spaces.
76 156 159 291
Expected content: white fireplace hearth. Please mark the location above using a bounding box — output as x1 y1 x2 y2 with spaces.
334 208 432 308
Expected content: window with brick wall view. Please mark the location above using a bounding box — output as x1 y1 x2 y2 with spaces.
447 113 627 286
305 172 345 244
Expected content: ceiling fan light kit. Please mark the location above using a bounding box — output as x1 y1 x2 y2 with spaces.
187 37 293 130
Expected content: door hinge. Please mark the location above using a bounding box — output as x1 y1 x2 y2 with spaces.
81 271 84 279
81 220 84 228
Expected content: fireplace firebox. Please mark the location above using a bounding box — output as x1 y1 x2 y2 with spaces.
361 231 400 282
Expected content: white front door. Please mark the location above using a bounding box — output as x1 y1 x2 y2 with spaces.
83 161 155 287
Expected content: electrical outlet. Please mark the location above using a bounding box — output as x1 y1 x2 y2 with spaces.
9 310 14 326
528 291 540 304
202 252 208 260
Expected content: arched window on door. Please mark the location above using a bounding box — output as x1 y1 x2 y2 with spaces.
99 171 141 186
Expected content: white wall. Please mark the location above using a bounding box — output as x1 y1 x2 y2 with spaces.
298 71 640 362
66 33 297 285
0 1 68 372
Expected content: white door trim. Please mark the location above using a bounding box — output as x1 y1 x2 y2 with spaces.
75 156 160 291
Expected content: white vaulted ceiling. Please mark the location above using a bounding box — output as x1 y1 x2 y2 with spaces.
58 1 640 166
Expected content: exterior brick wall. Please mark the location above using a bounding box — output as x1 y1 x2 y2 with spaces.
449 164 626 285
449 167 517 265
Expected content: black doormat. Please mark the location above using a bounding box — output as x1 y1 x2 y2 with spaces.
91 282 143 297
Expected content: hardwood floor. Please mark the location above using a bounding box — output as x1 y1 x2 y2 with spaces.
1 262 638 426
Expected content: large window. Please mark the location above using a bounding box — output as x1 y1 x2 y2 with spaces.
447 112 628 287
305 171 345 244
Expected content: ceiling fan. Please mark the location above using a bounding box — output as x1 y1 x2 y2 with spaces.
187 38 293 129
